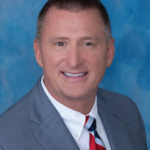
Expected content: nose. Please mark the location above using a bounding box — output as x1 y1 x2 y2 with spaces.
65 45 83 68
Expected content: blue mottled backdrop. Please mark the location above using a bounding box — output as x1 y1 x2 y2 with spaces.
0 0 150 148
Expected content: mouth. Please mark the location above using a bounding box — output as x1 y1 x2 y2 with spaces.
62 72 88 77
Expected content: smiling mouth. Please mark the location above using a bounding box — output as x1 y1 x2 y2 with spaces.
62 72 87 77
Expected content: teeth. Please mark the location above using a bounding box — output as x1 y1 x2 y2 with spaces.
63 72 85 77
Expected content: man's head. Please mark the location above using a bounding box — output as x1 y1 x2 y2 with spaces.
36 0 111 43
34 0 114 112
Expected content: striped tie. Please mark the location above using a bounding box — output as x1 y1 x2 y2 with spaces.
84 116 106 150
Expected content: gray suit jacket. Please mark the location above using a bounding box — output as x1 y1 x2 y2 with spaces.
0 78 148 150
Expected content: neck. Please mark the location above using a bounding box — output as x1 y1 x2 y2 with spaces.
51 92 97 115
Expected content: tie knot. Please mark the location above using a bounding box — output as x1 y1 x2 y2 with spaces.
84 115 97 132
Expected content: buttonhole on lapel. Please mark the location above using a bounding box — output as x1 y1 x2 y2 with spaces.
112 114 117 117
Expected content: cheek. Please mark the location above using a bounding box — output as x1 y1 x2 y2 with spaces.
87 52 107 85
87 51 107 69
41 48 61 64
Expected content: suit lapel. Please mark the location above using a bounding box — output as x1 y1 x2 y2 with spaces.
34 109 80 150
29 78 79 150
97 92 132 150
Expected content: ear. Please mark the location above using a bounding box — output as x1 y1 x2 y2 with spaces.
33 38 43 67
106 37 115 67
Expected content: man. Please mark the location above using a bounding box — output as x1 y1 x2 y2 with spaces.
0 0 148 150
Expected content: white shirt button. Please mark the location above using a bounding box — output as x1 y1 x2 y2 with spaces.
74 133 79 138
98 126 101 131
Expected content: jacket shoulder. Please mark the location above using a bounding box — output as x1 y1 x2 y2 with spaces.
0 90 32 122
97 88 136 108
0 85 43 149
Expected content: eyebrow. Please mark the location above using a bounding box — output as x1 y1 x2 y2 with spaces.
49 36 100 42
49 37 69 41
80 36 100 41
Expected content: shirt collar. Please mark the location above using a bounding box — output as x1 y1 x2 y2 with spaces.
41 75 98 140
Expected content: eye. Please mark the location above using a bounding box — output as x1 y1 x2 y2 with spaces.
85 42 93 46
56 42 65 46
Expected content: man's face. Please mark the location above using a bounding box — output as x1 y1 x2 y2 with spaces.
34 7 114 102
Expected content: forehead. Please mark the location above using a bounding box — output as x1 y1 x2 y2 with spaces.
45 6 103 25
41 6 105 39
